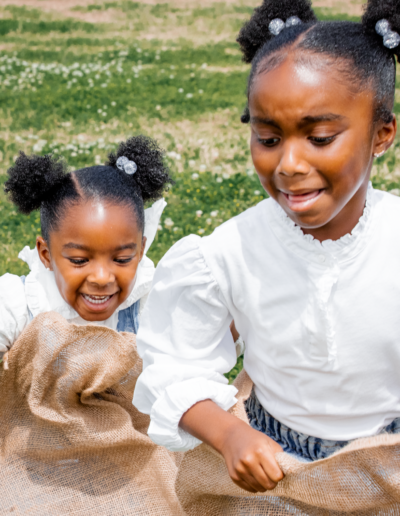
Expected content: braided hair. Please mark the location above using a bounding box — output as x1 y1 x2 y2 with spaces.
237 0 400 125
4 135 173 242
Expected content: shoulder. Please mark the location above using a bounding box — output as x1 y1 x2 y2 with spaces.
372 188 400 227
0 273 26 307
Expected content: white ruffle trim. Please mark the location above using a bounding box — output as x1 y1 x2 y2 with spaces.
148 378 238 452
270 182 373 261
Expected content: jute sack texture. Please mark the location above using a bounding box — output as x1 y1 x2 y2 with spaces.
0 312 184 516
176 371 400 515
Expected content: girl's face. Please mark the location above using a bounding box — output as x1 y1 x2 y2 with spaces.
249 55 397 241
37 202 146 322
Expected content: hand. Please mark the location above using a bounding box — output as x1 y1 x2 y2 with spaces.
180 399 284 493
220 420 284 493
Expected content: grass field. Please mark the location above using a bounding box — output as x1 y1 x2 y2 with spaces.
0 0 398 378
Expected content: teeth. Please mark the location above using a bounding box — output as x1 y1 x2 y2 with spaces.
83 294 111 304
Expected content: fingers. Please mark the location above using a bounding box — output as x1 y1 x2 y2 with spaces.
228 456 282 493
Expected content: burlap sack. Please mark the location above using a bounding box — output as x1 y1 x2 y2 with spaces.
176 370 400 515
0 312 184 516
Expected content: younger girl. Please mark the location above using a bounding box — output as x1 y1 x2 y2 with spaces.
134 0 400 494
0 136 172 355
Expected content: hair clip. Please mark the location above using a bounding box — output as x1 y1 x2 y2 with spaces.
375 19 400 50
116 156 138 175
269 16 302 36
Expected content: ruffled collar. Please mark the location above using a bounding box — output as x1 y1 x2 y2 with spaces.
18 198 166 328
268 183 374 265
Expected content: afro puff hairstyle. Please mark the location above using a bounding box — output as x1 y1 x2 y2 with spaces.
4 135 173 242
237 0 400 125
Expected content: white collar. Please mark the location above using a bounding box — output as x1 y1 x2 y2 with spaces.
18 198 166 322
268 183 374 265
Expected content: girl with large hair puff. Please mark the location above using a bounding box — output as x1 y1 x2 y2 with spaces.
134 0 400 493
0 136 172 355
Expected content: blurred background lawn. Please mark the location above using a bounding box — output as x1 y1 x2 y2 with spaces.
0 0 398 379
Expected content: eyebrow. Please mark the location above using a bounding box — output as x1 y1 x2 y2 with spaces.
250 113 346 129
63 243 137 251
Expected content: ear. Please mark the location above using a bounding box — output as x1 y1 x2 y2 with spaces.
373 114 397 157
36 236 52 271
139 236 147 262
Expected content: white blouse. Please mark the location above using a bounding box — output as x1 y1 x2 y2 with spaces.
133 185 400 451
0 199 166 353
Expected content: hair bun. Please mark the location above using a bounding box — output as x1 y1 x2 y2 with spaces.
4 152 68 214
363 0 400 58
106 135 172 204
237 0 317 63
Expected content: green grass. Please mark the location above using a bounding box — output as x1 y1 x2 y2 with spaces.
0 0 396 382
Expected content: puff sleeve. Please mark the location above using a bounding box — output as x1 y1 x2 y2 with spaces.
0 273 30 353
133 235 238 452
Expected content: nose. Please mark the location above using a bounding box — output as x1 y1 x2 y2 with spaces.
276 140 310 177
87 263 116 288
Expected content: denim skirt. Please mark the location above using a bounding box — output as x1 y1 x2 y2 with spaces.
245 389 400 463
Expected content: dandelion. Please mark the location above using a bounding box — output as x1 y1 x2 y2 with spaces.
198 228 205 234
186 93 193 98
196 210 203 217
210 210 219 217
192 173 199 180
164 217 174 228
216 177 223 183
178 88 184 93
254 190 261 195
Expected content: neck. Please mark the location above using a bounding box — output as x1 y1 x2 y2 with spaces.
301 183 369 242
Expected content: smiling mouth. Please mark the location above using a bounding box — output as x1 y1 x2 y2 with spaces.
81 293 116 310
282 189 324 211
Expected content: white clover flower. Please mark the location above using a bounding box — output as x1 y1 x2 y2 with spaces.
169 74 175 79
71 152 77 157
95 155 102 165
97 109 102 113
111 101 116 106
101 83 107 88
190 73 195 77
216 177 223 183
157 224 162 231
246 168 255 176
189 160 196 168
199 164 206 172
127 78 131 83
198 228 205 234
390 189 400 196
196 210 203 217
198 89 203 94
192 173 199 180
201 63 207 69
254 190 261 195
210 210 218 217
222 172 230 179
156 105 161 111
155 55 160 60
240 188 245 194
173 227 179 232
206 218 212 225
214 166 222 172
86 104 91 109
186 93 193 98
164 218 174 228
178 88 184 93
212 149 219 159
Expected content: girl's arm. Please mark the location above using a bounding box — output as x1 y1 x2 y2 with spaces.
180 399 284 493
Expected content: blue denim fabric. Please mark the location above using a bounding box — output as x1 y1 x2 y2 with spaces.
20 276 140 333
117 300 140 333
245 389 400 463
